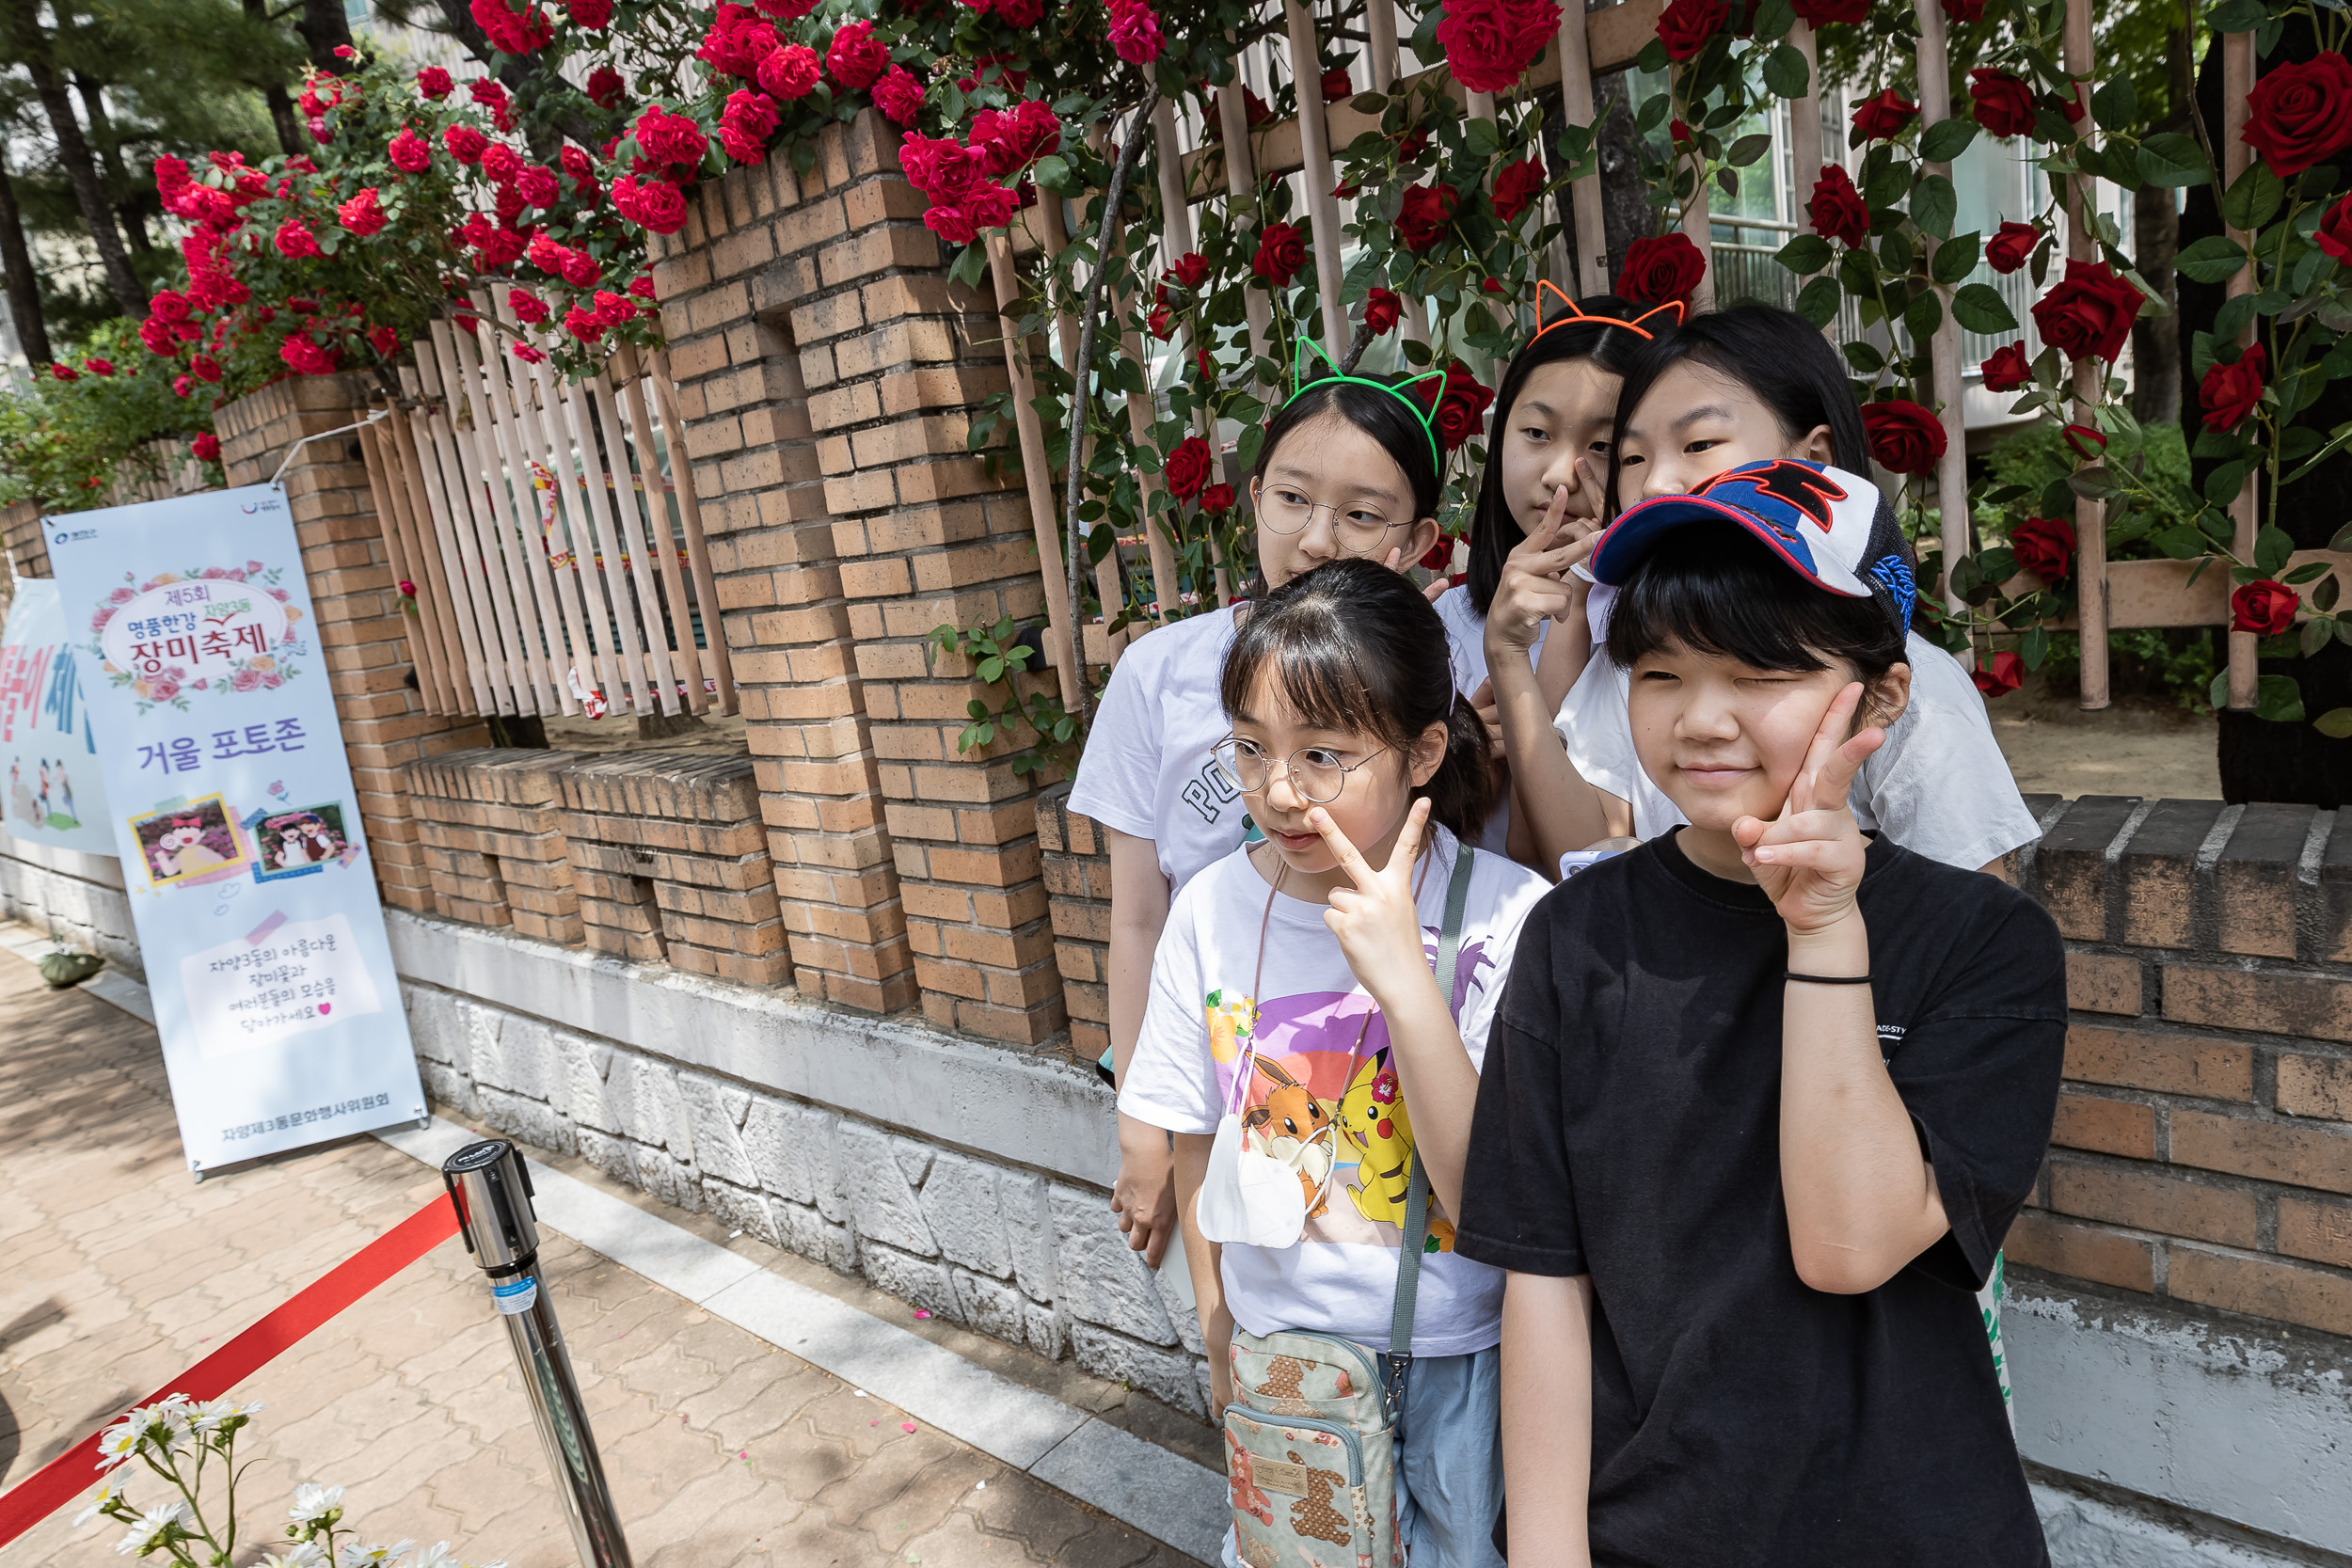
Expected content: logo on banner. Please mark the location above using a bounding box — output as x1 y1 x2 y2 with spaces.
87 562 307 713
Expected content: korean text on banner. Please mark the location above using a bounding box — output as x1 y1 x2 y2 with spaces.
45 485 423 1172
0 578 117 857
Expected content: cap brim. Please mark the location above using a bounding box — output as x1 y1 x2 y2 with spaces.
1589 495 1875 598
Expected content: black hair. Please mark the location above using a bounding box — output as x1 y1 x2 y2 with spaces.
1220 557 1491 844
1252 373 1444 528
1466 293 1660 614
1604 305 1873 518
1605 523 1907 688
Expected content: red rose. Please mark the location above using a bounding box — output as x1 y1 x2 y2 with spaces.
1860 399 1947 476
1200 483 1236 515
1322 66 1354 102
337 187 386 237
758 43 820 99
1165 436 1213 499
1250 221 1306 287
1654 0 1725 61
471 0 552 53
1106 0 1163 65
586 65 625 107
192 354 222 383
1971 651 2023 697
279 331 336 375
274 218 322 257
2032 260 2145 364
389 127 431 172
1942 0 1983 20
1669 118 1692 145
992 0 1044 25
1437 0 1562 93
78 356 111 376
1419 358 1495 451
171 374 192 397
612 173 690 234
2319 193 2352 264
1491 157 1545 224
516 164 560 207
2063 423 2106 461
1615 233 1706 305
417 66 453 98
2244 53 2352 177
633 104 709 170
368 324 399 356
1968 70 2036 138
1807 164 1869 245
1793 0 1867 24
2009 515 2075 583
2233 580 2299 636
970 99 1062 176
2201 343 2266 433
920 182 1018 243
1979 341 2032 392
191 433 221 462
566 0 612 24
1168 251 1210 289
1985 220 2039 274
1398 182 1461 251
1851 88 1917 141
826 20 888 88
698 6 779 79
1365 288 1402 335
444 125 490 164
874 66 924 123
1147 304 1174 340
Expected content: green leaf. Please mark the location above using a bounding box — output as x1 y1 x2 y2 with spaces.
1753 0 1798 40
2221 161 2284 232
2173 234 2249 285
2285 562 2333 585
2067 465 2122 499
1464 118 1502 160
1844 340 1886 374
2319 574 2344 612
2208 0 2266 29
1931 231 1982 285
1795 275 1842 328
1917 117 1978 165
1032 154 1072 192
2020 626 2053 670
2258 673 2307 723
2090 76 2139 130
2136 132 2211 187
2209 671 2233 712
2257 523 2296 574
2205 458 2249 504
952 242 991 290
2315 706 2352 738
1761 41 1810 98
1727 134 1773 168
1863 156 1914 210
1951 282 2019 333
1776 233 1835 275
1911 175 1957 240
1880 227 1915 276
2152 524 2209 560
1905 288 1946 342
2214 292 2260 343
2330 520 2352 554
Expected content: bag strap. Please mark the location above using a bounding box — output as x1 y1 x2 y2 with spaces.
1387 842 1476 1398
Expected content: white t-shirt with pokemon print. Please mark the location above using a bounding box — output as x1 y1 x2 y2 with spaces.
1120 826 1548 1357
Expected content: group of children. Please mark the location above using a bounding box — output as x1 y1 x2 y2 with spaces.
1068 291 2069 1567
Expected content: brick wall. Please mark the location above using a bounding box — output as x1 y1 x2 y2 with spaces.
408 749 583 942
215 372 488 911
2 499 46 579
1038 785 1110 1066
650 110 1061 1047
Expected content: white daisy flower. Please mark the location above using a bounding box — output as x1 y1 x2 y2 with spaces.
288 1482 345 1523
113 1499 187 1556
94 1419 145 1469
261 1544 329 1568
72 1478 125 1527
336 1538 417 1567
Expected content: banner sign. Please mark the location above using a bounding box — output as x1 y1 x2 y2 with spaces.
46 485 423 1172
0 577 118 856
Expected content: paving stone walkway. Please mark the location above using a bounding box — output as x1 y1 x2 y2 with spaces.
0 950 1200 1567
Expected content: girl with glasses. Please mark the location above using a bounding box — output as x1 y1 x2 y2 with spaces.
1120 558 1548 1567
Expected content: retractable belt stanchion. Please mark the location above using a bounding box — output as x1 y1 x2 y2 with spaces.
442 1139 634 1568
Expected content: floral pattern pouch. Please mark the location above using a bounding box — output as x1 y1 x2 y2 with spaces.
1223 1328 1399 1568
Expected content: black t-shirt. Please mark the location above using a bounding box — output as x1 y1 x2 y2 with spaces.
1456 831 2066 1568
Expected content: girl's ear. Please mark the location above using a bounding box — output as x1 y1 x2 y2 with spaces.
1406 719 1450 787
1859 662 1913 732
1797 423 1836 464
1396 516 1441 576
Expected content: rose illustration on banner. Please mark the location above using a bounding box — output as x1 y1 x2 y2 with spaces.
89 563 306 712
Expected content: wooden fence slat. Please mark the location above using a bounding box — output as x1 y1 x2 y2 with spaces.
420 328 527 714
507 319 630 712
453 304 574 714
1283 0 1353 354
2223 29 2259 712
354 413 446 715
443 318 559 713
614 360 709 715
379 391 471 713
392 371 499 716
1366 0 1399 92
553 371 656 714
1912 0 1972 619
1557 4 1612 294
470 307 584 718
1036 193 1137 642
1152 100 1232 606
1215 82 1277 365
985 230 1084 706
2063 0 2108 710
590 368 683 715
644 352 739 714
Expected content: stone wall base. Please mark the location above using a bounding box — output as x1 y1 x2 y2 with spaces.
0 837 139 980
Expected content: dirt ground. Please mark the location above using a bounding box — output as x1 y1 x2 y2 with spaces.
1986 673 2222 800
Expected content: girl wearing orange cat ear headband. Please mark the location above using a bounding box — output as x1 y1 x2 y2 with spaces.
1432 285 1680 868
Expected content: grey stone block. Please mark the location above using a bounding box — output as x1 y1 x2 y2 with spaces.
861 1243 960 1321
554 1029 618 1133
574 1127 635 1184
919 1152 1014 1280
402 986 463 1069
1001 1167 1057 1303
676 1071 757 1187
1024 1301 1065 1361
774 1198 858 1273
605 1053 694 1159
949 1266 1029 1346
475 1085 574 1156
1049 1183 1175 1346
892 1139 934 1187
1070 1323 1208 1417
839 1122 938 1258
1156 1259 1204 1355
701 1178 781 1245
417 1058 480 1119
630 1143 702 1212
741 1095 847 1221
473 1010 557 1102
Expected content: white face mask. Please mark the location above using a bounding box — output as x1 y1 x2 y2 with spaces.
1197 1107 1315 1249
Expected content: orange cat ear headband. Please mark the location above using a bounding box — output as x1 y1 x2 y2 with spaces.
1527 280 1687 345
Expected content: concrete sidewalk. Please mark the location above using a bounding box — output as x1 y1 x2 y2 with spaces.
0 947 1209 1566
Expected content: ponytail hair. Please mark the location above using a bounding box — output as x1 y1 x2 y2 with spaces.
1219 558 1491 844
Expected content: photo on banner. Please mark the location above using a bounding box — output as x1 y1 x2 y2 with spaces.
0 575 119 857
46 484 424 1173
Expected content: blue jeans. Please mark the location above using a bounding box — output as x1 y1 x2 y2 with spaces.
1222 1344 1505 1568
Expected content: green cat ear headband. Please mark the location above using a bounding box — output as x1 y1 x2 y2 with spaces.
1277 337 1448 473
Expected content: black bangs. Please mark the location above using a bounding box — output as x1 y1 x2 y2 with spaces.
1604 523 1907 679
1254 376 1443 523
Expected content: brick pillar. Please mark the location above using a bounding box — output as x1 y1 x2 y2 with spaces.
215 372 489 911
3 499 48 578
649 123 915 1014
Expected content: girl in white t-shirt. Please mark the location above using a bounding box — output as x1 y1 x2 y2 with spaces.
1491 304 2042 877
1070 359 1456 1274
1121 557 1546 1567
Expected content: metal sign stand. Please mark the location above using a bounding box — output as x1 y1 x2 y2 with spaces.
442 1138 634 1568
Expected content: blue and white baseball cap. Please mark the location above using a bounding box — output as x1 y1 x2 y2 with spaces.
1587 460 1918 638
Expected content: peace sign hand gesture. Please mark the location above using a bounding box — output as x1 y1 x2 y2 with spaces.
1731 683 1887 938
1486 480 1605 659
1309 797 1437 1003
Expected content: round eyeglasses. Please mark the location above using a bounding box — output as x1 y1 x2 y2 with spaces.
1251 483 1405 556
1211 736 1388 804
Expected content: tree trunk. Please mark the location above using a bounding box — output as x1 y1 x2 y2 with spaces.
2129 183 2178 425
0 148 54 367
240 0 307 156
294 0 353 74
73 74 148 255
8 0 143 316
